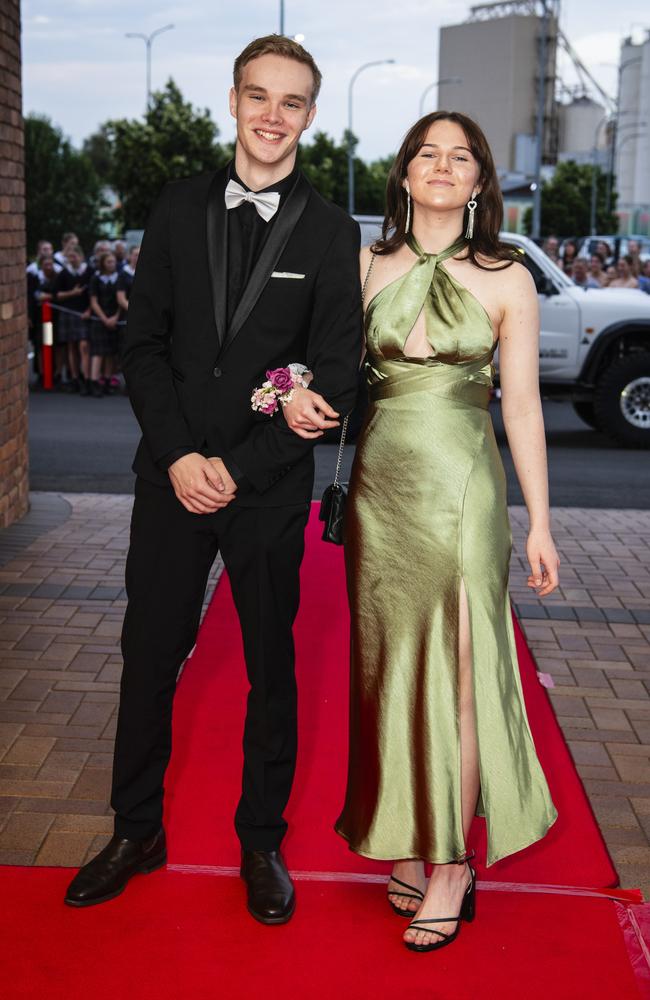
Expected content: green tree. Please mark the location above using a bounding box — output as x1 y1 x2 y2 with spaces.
82 124 116 187
106 79 229 229
298 130 349 205
356 153 392 216
524 160 618 237
298 130 391 215
24 114 104 256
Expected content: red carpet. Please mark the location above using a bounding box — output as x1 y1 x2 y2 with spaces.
1 868 645 1000
1 505 644 998
164 506 617 889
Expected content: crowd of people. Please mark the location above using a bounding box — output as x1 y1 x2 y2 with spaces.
26 228 649 397
26 234 140 396
541 235 650 292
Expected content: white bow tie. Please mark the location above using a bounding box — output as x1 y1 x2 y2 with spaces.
224 179 280 222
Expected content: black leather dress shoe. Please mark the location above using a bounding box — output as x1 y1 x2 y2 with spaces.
240 849 296 925
64 829 167 907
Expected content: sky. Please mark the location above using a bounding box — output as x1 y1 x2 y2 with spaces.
21 0 649 162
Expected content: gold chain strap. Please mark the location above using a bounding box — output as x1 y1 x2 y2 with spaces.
333 251 376 483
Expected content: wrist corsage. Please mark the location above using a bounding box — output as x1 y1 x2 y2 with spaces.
251 363 310 415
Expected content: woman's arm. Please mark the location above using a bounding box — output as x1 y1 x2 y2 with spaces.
57 285 82 301
90 294 117 327
283 245 370 439
498 262 560 597
90 294 107 322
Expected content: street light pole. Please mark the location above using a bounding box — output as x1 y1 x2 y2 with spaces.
125 24 175 111
279 0 285 34
418 77 462 117
347 59 395 215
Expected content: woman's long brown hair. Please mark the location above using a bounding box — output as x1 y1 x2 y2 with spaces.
373 110 515 269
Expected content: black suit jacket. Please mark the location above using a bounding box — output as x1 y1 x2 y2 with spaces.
122 165 363 507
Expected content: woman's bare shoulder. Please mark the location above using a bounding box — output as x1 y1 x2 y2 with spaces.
475 253 535 290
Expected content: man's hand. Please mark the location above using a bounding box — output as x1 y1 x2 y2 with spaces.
168 453 236 514
282 386 340 440
206 457 237 494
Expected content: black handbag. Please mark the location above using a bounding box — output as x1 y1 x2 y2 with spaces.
319 416 349 545
319 252 375 545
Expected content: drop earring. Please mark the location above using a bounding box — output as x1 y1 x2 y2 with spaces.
465 195 477 240
405 187 412 233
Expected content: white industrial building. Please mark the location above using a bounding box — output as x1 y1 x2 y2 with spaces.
616 32 650 230
436 2 644 234
557 97 608 167
438 5 558 175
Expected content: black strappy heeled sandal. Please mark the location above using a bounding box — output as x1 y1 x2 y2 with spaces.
386 874 425 918
404 859 476 953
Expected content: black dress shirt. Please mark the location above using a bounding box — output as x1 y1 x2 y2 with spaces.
159 162 299 476
226 164 299 326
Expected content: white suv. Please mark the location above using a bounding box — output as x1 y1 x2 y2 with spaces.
505 234 650 448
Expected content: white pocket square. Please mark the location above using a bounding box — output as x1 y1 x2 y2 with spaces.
271 271 306 279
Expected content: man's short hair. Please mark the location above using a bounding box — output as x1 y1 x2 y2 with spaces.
233 34 322 104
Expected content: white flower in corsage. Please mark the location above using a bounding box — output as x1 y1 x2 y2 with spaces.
251 363 312 415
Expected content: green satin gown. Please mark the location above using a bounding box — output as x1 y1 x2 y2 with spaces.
335 234 557 866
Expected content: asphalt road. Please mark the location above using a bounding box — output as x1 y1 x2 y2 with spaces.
27 389 650 508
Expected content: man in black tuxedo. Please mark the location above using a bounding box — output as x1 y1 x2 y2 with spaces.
65 36 361 923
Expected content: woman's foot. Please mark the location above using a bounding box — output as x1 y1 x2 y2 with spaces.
387 859 426 915
403 862 472 949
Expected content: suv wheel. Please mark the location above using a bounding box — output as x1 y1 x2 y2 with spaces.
572 402 598 429
594 352 650 448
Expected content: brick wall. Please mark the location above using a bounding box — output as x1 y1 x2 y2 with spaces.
0 0 29 528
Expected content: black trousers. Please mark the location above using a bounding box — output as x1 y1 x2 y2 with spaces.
111 477 310 851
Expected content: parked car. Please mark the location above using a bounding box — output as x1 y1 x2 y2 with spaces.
354 214 383 248
502 233 650 447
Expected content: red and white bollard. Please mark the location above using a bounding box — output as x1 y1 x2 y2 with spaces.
41 300 53 390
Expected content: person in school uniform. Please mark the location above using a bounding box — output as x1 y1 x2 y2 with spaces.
29 254 60 387
89 250 121 397
26 240 60 280
27 242 63 370
116 245 140 313
113 240 128 272
53 232 78 269
89 240 112 271
54 244 92 394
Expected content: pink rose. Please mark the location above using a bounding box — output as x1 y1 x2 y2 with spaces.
261 398 278 415
267 367 294 393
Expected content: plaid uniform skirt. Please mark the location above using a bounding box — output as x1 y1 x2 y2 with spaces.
57 309 89 344
89 318 119 357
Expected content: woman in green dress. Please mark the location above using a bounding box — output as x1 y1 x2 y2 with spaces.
285 110 560 952
340 110 560 953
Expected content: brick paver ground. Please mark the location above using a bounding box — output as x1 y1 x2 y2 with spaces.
0 495 648 895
